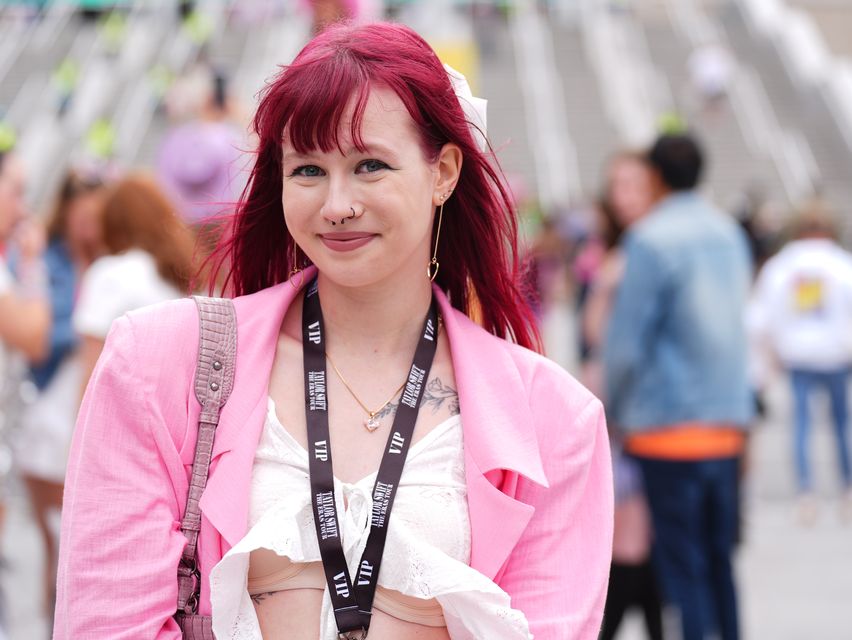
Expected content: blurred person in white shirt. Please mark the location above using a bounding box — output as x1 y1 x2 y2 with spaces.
748 202 852 520
74 174 195 394
687 42 734 114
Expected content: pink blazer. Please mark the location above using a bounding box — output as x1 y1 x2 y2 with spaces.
55 274 613 639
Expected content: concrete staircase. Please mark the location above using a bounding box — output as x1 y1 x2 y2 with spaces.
640 7 787 211
721 2 852 238
0 5 83 122
473 9 536 202
549 16 619 201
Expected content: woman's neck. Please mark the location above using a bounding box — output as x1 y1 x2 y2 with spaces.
315 270 434 362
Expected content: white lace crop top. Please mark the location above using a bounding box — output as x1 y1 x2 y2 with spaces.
209 398 532 639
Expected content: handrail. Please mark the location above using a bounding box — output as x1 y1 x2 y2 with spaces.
510 1 580 208
581 4 660 148
738 0 852 155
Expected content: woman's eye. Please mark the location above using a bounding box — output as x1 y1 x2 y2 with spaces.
291 165 324 177
357 159 389 174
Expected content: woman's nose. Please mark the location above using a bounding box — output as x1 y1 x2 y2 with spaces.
320 177 356 226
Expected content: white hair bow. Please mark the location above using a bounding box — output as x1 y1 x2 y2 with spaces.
444 63 488 152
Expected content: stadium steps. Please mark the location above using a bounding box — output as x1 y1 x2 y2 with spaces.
549 16 620 201
640 8 786 211
721 3 852 236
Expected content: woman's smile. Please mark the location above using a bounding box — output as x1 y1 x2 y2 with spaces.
319 231 378 252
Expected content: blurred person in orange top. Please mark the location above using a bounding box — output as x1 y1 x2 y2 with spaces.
583 151 663 640
748 201 852 522
73 175 195 393
14 169 107 627
604 133 753 640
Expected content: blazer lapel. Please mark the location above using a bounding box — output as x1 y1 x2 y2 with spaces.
199 269 317 548
434 289 549 580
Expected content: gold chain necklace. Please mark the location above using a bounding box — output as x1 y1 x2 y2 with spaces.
326 353 407 432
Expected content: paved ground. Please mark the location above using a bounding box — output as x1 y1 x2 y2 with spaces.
1 316 851 639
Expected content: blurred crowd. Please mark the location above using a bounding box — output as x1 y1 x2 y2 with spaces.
525 130 852 639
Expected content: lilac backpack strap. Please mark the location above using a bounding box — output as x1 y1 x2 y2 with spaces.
175 296 237 638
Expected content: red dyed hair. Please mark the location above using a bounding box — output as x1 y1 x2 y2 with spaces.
210 22 540 351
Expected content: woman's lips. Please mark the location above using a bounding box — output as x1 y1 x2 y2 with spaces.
319 232 377 252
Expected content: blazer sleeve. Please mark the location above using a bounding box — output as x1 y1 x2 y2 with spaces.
499 395 613 640
55 315 187 639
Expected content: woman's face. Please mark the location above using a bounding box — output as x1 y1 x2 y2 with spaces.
607 157 656 228
281 87 457 291
66 190 105 260
0 154 27 243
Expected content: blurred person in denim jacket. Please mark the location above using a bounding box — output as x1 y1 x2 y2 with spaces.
604 133 753 640
15 169 106 628
747 202 852 521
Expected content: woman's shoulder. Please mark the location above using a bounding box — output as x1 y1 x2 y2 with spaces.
505 339 600 417
121 282 289 356
449 307 600 418
122 295 198 342
96 298 200 387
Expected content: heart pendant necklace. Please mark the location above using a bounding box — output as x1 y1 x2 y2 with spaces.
326 353 407 433
364 413 382 432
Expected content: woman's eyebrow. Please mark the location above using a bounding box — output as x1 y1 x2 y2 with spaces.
355 141 398 156
337 142 399 161
283 143 400 163
281 150 313 164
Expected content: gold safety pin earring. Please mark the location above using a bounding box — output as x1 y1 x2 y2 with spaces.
427 191 451 281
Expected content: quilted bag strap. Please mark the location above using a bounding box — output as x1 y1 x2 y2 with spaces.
176 296 237 616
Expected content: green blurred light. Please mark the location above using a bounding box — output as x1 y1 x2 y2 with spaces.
658 111 688 135
100 11 127 52
85 119 115 159
148 64 174 99
184 10 213 46
0 122 16 154
54 58 80 93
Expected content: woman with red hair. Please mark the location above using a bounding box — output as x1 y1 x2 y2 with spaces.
55 22 612 640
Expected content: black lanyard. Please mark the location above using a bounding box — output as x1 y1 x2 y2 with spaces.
302 278 440 638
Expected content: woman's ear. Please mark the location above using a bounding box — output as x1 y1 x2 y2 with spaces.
433 143 462 205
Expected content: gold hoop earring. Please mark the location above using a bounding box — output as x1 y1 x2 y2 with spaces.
289 246 304 289
427 201 444 282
